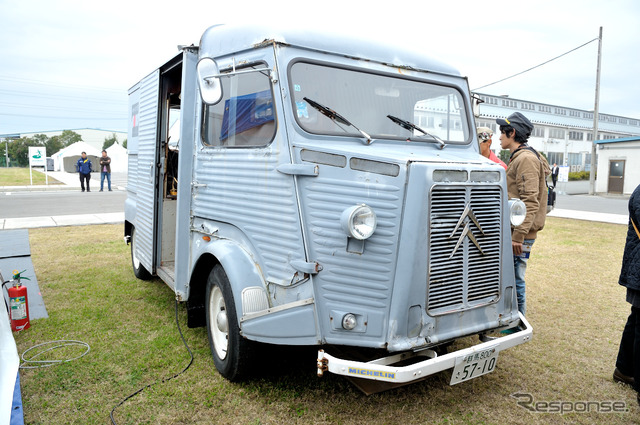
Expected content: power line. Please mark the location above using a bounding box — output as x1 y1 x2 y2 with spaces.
0 101 126 115
0 75 125 94
472 37 599 91
0 88 126 105
0 112 126 120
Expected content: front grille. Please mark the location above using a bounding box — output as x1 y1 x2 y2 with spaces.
427 185 502 314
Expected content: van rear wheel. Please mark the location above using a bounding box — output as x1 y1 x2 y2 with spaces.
205 265 253 381
130 227 152 280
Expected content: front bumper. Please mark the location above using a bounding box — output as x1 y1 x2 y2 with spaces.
317 313 532 384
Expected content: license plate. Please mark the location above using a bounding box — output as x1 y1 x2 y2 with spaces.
450 346 499 385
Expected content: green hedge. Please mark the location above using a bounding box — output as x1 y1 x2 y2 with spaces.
568 171 591 180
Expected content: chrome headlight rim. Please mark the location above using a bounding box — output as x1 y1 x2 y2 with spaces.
508 198 527 226
340 204 377 240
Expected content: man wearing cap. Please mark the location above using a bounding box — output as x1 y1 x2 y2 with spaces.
477 127 507 170
497 112 550 316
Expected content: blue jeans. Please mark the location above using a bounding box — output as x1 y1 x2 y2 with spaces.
100 172 111 191
513 239 535 316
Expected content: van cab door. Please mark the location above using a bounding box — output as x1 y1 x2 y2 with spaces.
193 48 312 305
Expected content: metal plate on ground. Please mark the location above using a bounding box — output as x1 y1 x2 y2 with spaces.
0 230 30 258
0 230 48 320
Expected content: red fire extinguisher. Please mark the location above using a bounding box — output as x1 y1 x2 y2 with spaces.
8 269 30 332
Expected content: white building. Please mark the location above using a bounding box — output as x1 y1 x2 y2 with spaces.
595 136 640 195
475 93 640 172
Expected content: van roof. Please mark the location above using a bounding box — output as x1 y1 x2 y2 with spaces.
199 24 462 78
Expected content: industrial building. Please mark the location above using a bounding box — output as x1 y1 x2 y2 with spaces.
475 93 640 172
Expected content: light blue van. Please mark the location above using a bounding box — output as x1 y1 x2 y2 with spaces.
125 24 531 390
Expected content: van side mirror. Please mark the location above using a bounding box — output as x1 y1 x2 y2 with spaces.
197 58 222 105
470 93 484 118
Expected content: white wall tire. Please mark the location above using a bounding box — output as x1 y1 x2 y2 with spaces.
205 265 254 381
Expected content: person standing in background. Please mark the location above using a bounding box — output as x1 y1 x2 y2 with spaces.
76 152 92 192
99 150 112 192
551 163 559 187
477 127 507 170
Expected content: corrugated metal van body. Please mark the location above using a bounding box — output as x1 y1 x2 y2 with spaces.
191 147 307 288
126 69 160 273
292 147 406 347
191 45 308 303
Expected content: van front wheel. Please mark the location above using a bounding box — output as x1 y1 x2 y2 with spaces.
205 265 253 381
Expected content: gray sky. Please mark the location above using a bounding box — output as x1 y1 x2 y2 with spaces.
1 0 639 136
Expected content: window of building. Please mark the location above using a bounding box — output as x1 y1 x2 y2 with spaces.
532 127 545 138
477 121 497 132
549 128 565 139
568 153 582 166
546 152 563 166
554 108 567 115
630 119 639 126
479 95 497 105
619 118 628 124
538 105 551 113
569 131 583 141
584 153 592 168
419 116 435 128
569 110 581 117
583 112 594 119
201 63 276 148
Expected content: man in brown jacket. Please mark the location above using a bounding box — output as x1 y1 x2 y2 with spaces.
497 112 550 316
99 150 112 192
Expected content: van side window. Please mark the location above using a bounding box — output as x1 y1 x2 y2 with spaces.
202 64 276 148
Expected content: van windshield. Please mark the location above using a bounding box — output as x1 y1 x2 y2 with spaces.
289 62 470 143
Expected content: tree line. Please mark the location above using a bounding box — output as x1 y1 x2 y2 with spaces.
3 131 126 167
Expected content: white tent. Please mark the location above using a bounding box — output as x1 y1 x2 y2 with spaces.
51 141 101 172
105 142 127 173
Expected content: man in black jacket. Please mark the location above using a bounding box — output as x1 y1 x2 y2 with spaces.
614 183 640 406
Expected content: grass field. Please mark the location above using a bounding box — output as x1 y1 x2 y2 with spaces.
0 167 62 186
11 218 638 424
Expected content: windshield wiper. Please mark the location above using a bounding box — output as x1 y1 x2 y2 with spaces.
386 115 445 149
304 97 372 145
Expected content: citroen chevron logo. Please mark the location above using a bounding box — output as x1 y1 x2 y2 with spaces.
448 203 485 259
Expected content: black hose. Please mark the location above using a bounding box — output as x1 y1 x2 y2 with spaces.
109 298 194 424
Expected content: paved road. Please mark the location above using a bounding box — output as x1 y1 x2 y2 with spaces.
0 172 631 229
0 190 127 219
555 193 629 216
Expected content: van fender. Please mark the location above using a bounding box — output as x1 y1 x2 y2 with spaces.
190 236 269 323
124 197 137 237
190 237 319 344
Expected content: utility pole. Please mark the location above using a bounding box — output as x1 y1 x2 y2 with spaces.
589 27 602 195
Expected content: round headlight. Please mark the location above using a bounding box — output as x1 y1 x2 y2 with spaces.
341 204 377 240
342 313 357 330
508 199 526 226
